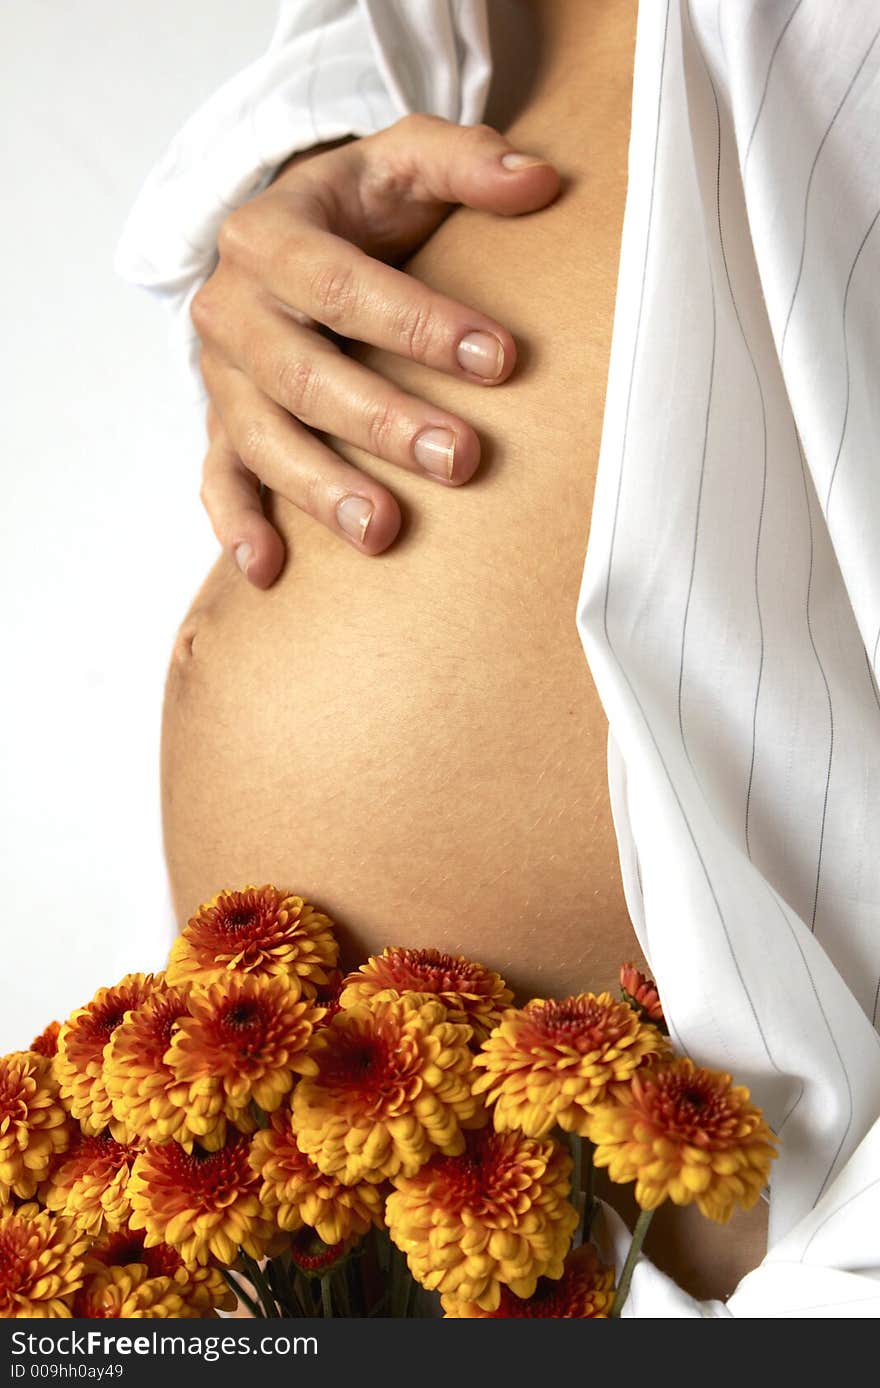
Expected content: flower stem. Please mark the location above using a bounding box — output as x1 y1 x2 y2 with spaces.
320 1274 334 1318
582 1140 597 1241
610 1208 654 1319
240 1252 280 1318
221 1270 262 1320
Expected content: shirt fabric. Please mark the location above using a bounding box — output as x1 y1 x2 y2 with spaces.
116 0 880 1317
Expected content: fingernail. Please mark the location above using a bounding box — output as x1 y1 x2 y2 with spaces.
501 151 549 170
336 494 374 542
234 542 253 576
457 331 504 380
413 426 456 480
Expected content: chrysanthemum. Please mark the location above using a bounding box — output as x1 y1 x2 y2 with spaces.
41 1133 138 1237
249 1108 385 1245
74 1265 203 1319
472 993 665 1138
0 1051 70 1199
312 970 344 1029
128 1134 275 1266
56 974 158 1138
104 984 226 1150
288 1227 349 1273
89 1226 235 1314
166 885 338 996
386 1127 578 1312
0 1203 89 1318
340 948 513 1045
167 974 320 1132
442 1242 615 1318
620 963 666 1030
292 996 479 1185
30 1022 61 1059
587 1057 778 1222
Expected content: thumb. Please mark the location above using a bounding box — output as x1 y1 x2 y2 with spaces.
371 114 561 218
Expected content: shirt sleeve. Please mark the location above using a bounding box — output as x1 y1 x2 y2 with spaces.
114 0 491 385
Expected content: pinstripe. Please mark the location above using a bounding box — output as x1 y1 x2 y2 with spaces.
780 24 880 360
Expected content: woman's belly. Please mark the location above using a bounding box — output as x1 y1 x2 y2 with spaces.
161 6 640 1002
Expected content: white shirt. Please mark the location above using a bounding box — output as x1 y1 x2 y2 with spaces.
116 0 880 1317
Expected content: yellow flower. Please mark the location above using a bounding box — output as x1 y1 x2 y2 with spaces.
167 973 320 1134
41 1132 139 1237
249 1107 385 1245
74 1265 203 1318
340 948 513 1045
0 1051 70 1199
166 885 338 996
29 1022 62 1061
88 1226 235 1315
292 996 480 1185
128 1134 275 1267
442 1242 615 1318
104 984 220 1149
0 1204 89 1318
587 1056 778 1222
386 1128 578 1312
472 993 664 1138
620 962 667 1030
56 974 158 1138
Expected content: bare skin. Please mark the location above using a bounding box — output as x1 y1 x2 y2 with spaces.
162 0 768 1299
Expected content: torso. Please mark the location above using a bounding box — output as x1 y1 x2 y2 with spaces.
161 0 768 1296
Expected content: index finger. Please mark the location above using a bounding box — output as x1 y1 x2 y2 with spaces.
236 212 517 384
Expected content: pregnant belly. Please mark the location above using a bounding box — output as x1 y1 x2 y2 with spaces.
161 14 640 1001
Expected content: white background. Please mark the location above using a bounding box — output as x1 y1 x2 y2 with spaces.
1 0 278 1051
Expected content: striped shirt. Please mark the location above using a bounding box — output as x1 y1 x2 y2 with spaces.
117 0 880 1317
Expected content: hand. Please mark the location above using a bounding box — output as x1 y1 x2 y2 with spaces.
192 114 560 587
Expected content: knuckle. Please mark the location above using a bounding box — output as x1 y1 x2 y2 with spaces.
395 298 441 364
276 357 320 418
393 112 443 140
308 259 358 329
238 418 269 473
190 284 216 338
216 205 255 265
470 121 500 142
366 397 399 458
300 465 323 520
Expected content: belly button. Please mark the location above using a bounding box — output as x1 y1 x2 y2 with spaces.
172 617 202 663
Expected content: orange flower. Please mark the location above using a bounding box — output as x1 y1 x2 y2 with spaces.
89 1226 234 1315
340 948 513 1045
587 1056 778 1222
620 963 666 1029
56 974 158 1138
312 970 345 1029
41 1133 138 1237
74 1265 203 1318
249 1108 385 1245
104 985 214 1149
292 996 479 1185
472 994 664 1138
386 1127 578 1312
128 1134 275 1266
0 1051 70 1199
30 1022 61 1059
167 974 320 1132
0 1203 89 1318
443 1242 615 1318
166 885 338 996
288 1227 349 1274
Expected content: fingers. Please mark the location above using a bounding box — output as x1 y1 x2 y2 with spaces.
368 113 562 219
200 429 286 588
209 204 516 386
201 354 403 564
205 292 482 482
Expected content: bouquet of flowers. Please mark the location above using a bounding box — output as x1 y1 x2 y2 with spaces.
0 886 777 1319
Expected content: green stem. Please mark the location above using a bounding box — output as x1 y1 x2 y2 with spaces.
582 1140 597 1241
240 1253 280 1318
320 1274 334 1318
221 1270 262 1320
610 1208 654 1319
